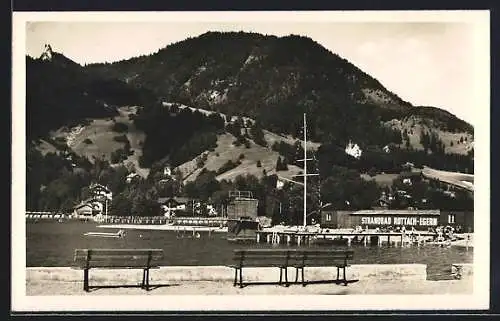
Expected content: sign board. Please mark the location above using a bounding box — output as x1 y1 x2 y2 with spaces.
360 216 438 226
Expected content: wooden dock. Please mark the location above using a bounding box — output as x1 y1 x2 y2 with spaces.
256 230 436 247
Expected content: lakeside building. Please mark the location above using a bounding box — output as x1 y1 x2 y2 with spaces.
72 200 103 219
226 191 260 241
157 197 219 217
320 208 473 232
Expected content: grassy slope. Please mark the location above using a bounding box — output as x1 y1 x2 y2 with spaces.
35 103 317 183
49 106 150 177
360 173 399 187
176 133 305 183
167 104 321 183
385 117 474 155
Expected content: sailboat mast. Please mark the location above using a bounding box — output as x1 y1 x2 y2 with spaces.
303 113 307 227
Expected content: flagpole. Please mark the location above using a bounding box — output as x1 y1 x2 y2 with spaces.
304 113 307 227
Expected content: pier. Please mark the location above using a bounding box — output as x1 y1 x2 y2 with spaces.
100 216 227 226
256 230 436 247
25 212 71 220
26 212 228 226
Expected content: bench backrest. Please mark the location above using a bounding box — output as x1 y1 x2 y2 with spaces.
232 249 293 267
291 249 354 266
232 249 354 267
74 249 164 269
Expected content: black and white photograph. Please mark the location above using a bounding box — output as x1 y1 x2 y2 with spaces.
12 10 490 312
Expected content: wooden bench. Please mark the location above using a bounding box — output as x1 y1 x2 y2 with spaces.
73 249 164 292
229 249 354 288
291 249 354 286
229 249 293 288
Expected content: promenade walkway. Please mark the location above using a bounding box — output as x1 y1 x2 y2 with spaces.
27 278 472 296
25 264 473 296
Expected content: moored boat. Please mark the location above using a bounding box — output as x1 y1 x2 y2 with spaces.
84 229 126 238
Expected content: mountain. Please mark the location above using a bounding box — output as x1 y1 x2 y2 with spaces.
26 45 157 140
25 36 474 214
86 31 473 149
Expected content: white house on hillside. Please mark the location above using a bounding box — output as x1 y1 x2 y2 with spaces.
345 140 362 159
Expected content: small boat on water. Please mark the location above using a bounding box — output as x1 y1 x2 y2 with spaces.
84 229 126 238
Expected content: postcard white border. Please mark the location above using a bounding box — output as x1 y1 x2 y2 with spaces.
12 10 490 312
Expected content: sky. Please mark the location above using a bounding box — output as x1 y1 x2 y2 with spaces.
24 13 489 127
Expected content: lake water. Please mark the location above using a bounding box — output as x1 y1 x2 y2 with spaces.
26 221 473 280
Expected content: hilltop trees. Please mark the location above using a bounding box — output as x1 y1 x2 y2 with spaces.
26 55 157 140
134 105 224 168
420 130 446 154
275 156 288 171
320 166 381 210
250 122 267 146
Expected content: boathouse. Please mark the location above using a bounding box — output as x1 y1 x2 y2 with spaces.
321 209 474 232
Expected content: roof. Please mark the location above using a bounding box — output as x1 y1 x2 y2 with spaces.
74 203 93 210
351 209 441 216
89 183 111 192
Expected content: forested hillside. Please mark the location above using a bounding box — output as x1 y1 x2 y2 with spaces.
25 33 474 217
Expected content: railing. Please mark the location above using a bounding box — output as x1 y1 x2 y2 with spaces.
229 191 253 199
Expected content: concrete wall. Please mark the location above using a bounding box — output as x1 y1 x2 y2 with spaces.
27 264 429 284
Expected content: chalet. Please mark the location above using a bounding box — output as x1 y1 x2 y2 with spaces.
401 162 415 171
74 203 93 217
89 183 112 201
73 201 103 218
402 178 412 186
158 197 190 217
376 196 391 209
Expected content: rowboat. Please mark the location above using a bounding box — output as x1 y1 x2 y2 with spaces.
84 229 126 238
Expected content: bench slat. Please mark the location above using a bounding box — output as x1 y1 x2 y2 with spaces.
71 265 160 270
75 249 163 256
73 249 164 269
74 257 163 265
74 254 164 261
74 261 161 268
231 250 353 268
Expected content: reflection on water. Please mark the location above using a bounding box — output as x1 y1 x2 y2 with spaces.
26 221 473 280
